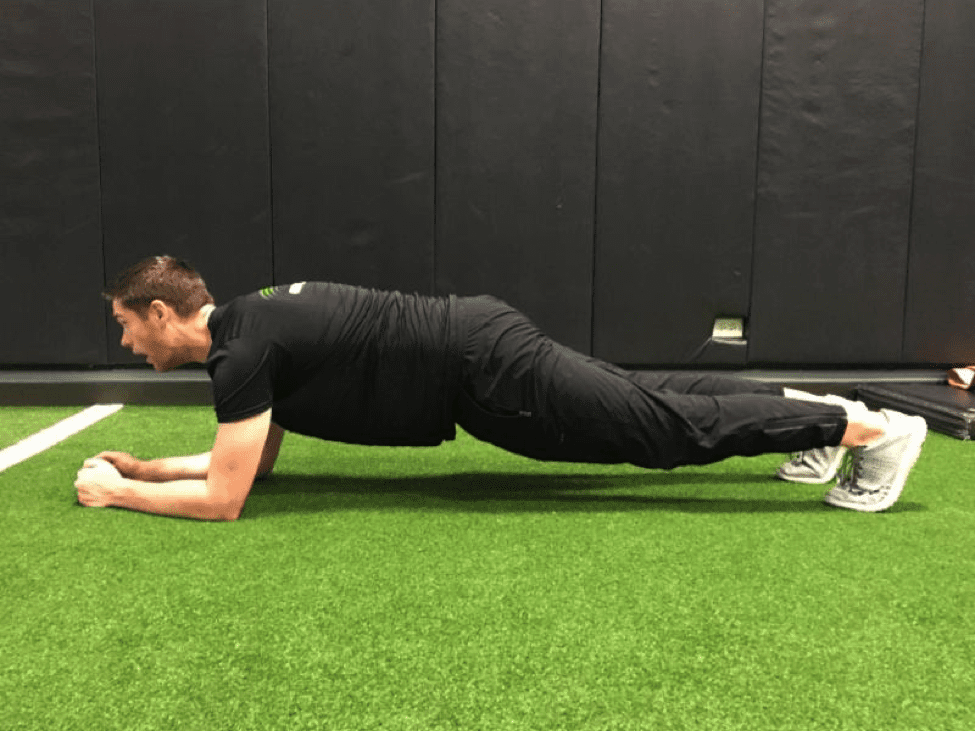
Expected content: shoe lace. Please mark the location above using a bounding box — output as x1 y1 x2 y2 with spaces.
836 448 874 496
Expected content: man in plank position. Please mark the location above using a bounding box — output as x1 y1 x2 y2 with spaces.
76 256 928 520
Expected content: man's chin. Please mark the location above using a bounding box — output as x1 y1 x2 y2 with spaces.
153 359 185 372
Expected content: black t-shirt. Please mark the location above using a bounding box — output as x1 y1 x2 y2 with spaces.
205 282 463 446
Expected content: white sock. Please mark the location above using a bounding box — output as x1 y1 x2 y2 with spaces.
782 387 869 421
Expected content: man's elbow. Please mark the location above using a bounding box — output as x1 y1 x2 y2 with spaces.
220 506 243 522
206 483 251 521
205 463 256 521
212 498 245 521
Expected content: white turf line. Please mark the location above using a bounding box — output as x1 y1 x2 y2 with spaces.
0 404 125 474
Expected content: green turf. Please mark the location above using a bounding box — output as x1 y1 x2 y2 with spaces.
1 405 973 730
0 406 89 450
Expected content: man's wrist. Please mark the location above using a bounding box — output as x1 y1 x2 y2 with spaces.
135 459 156 482
110 478 138 504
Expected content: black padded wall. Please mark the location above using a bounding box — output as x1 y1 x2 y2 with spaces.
0 1 105 364
5 0 975 370
269 0 435 294
95 0 272 364
902 2 975 364
748 1 925 364
593 0 765 365
435 0 600 353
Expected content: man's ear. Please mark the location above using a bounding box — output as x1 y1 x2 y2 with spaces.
146 299 171 323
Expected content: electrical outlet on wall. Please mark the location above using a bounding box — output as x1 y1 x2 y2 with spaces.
712 317 745 341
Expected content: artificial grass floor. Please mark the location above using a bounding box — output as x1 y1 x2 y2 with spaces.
0 406 88 450
0 405 973 730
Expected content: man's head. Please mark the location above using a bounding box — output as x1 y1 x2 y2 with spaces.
103 256 216 371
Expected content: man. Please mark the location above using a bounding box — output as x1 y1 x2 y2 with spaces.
75 256 928 520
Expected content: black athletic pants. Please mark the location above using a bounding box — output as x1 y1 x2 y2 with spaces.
453 296 848 470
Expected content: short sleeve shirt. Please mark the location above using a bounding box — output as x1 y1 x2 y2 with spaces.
205 282 463 446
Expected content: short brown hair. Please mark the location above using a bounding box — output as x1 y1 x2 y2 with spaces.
103 255 215 318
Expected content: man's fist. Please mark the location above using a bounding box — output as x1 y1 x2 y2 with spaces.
90 451 145 480
75 457 126 507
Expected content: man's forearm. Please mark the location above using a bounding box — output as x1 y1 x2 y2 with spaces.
111 477 235 521
140 452 211 482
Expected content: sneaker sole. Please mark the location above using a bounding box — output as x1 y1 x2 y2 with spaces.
777 471 835 485
824 416 927 512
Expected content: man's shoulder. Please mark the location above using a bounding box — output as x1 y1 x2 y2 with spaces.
207 333 271 371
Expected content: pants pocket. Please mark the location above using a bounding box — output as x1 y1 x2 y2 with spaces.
454 389 566 461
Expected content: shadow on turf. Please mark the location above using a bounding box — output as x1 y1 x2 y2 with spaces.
245 472 926 517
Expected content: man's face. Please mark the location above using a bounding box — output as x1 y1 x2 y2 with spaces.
112 299 173 371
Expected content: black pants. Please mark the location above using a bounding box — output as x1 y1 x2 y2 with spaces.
453 295 848 470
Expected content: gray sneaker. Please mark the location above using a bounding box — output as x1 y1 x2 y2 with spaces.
824 410 927 512
777 445 848 484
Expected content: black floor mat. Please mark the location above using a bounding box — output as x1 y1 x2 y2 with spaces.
856 382 975 440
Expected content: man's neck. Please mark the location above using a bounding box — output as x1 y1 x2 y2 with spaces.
189 305 216 362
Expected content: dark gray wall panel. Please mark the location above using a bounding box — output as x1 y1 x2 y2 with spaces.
95 0 272 364
902 2 975 364
269 0 435 294
749 1 924 364
0 1 105 365
436 0 599 353
593 0 765 365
